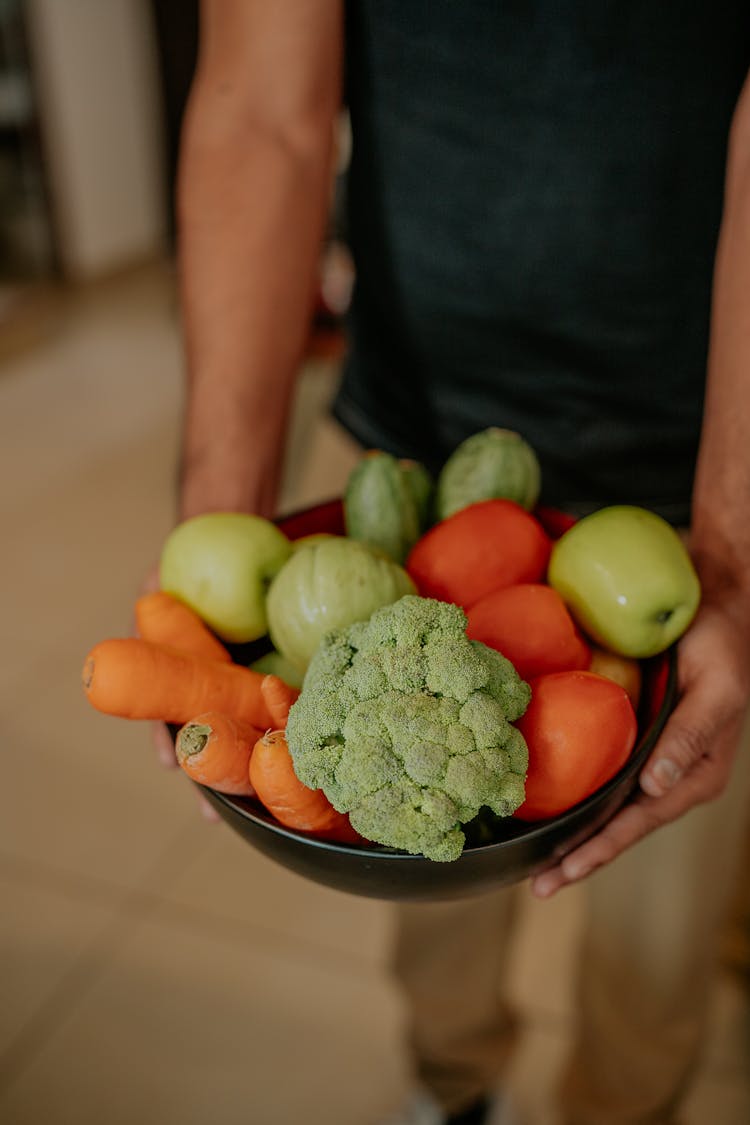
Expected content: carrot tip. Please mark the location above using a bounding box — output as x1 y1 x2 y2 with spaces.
176 723 212 761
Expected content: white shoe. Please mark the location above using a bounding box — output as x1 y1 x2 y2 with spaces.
377 1089 446 1125
376 1087 521 1125
486 1090 522 1125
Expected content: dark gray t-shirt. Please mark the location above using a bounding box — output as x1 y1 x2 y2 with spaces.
333 0 750 523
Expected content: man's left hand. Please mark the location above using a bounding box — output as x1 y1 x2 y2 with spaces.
531 600 749 898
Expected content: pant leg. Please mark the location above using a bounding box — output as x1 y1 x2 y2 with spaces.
560 710 750 1125
391 886 521 1114
721 817 750 981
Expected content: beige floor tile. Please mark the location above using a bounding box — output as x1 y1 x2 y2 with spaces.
0 263 182 519
0 701 203 891
0 870 122 1061
0 443 208 893
0 599 208 886
0 906 407 1125
2 416 180 660
0 283 64 365
0 352 191 889
158 821 395 969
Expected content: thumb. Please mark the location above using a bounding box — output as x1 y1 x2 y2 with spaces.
139 562 161 596
639 680 720 797
152 720 178 768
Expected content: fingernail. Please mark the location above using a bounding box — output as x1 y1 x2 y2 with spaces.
565 860 594 882
648 758 682 794
531 877 554 899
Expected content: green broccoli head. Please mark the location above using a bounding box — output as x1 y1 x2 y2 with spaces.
285 595 531 862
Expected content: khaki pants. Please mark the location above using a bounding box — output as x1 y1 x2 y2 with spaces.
722 821 750 978
392 713 750 1124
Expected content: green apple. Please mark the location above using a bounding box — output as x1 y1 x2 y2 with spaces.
159 513 292 643
547 505 701 658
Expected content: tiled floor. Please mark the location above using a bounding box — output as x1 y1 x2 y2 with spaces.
1 263 748 1124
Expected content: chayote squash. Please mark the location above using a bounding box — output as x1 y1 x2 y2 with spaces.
266 537 416 671
343 451 433 563
399 458 435 531
435 428 541 520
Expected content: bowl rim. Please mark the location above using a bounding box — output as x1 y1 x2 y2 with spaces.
202 646 678 863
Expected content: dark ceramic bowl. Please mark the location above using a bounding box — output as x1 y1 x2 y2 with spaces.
199 500 678 902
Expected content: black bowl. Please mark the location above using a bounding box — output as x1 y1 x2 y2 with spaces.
199 500 679 902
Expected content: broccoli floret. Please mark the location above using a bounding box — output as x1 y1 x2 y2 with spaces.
458 691 513 751
474 641 530 721
331 737 403 808
286 594 530 862
350 783 465 863
402 740 450 786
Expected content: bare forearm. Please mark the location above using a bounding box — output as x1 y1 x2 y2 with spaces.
690 75 750 617
175 1 342 520
177 128 334 518
536 118 750 894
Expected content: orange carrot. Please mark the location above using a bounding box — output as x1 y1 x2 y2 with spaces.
134 591 231 663
175 711 261 796
249 729 358 839
260 674 301 728
82 637 275 728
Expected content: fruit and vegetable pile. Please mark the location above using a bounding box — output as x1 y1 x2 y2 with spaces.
82 428 702 862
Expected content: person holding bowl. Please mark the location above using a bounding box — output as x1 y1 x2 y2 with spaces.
159 4 750 1123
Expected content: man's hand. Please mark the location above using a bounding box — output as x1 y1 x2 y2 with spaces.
531 599 750 898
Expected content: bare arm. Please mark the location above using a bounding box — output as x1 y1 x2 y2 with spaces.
690 73 750 614
148 2 342 787
533 71 750 897
176 0 343 519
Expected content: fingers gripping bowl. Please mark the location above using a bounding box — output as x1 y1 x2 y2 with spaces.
196 500 678 903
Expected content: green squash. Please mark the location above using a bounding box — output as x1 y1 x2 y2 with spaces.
435 428 541 520
344 450 431 563
266 537 416 671
399 458 435 531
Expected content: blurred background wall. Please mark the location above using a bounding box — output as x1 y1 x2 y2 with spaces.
0 0 54 281
1 0 173 285
0 0 349 339
24 0 167 280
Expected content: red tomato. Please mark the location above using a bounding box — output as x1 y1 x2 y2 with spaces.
514 670 638 821
405 499 551 609
466 583 591 680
